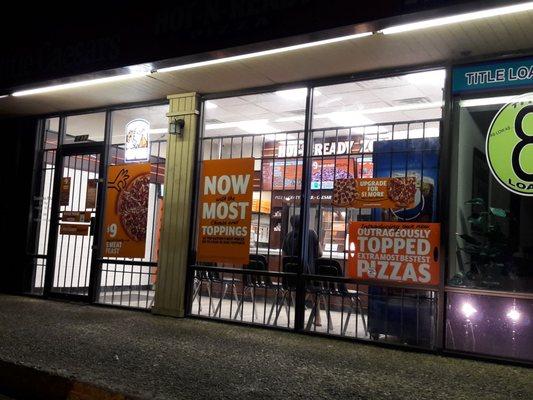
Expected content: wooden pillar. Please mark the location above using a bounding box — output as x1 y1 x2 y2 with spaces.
152 92 199 317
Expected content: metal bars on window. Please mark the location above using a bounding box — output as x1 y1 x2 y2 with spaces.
189 116 441 348
97 139 166 309
29 120 59 294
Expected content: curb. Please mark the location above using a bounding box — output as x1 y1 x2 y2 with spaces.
0 360 142 400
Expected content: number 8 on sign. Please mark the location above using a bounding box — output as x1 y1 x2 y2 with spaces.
486 93 533 196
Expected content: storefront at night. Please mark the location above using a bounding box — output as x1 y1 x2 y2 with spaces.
1 1 532 365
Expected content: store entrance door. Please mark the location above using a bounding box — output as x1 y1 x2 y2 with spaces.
44 143 106 301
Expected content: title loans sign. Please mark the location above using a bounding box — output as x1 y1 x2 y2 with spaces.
453 58 533 93
197 158 254 265
348 222 440 286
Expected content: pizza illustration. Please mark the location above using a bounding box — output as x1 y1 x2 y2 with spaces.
117 173 150 241
333 178 359 207
388 177 417 207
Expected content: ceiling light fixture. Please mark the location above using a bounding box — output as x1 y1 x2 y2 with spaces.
460 96 514 107
325 111 375 127
380 2 533 34
148 128 168 134
12 72 149 97
205 118 280 134
403 70 446 86
156 32 372 73
275 88 322 101
274 101 443 123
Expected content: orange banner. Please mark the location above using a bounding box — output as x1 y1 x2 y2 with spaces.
333 177 416 209
197 158 254 265
103 163 151 258
347 221 440 286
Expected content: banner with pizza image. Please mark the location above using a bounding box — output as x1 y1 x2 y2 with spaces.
332 177 416 209
103 163 151 258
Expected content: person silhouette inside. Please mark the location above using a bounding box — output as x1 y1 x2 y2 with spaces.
282 214 323 325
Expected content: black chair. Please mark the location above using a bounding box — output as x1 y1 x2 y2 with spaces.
305 259 336 330
210 267 242 317
233 255 270 320
268 256 299 325
191 267 215 314
313 258 367 336
191 263 241 318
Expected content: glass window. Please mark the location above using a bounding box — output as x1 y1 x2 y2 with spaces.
310 70 445 271
30 117 59 294
192 90 307 327
63 112 105 144
305 70 445 345
200 91 307 270
99 104 168 308
44 117 59 149
448 94 533 293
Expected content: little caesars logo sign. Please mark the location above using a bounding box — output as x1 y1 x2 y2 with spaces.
486 93 533 196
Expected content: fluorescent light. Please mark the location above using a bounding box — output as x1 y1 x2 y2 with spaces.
275 115 306 123
359 102 443 115
238 121 280 134
275 102 442 123
12 72 149 97
276 88 307 101
0 95 9 99
205 101 218 109
381 2 533 34
205 119 267 130
157 32 372 73
460 96 514 107
148 128 168 134
275 88 321 101
205 118 280 134
404 70 446 86
326 111 375 127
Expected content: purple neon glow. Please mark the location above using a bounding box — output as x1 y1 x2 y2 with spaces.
446 293 533 362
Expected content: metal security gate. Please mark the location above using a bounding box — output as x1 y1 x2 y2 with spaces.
188 118 441 349
29 103 168 307
44 143 105 301
96 139 166 308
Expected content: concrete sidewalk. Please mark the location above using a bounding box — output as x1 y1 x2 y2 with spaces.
0 295 531 400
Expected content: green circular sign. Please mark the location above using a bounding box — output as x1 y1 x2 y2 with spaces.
486 93 533 196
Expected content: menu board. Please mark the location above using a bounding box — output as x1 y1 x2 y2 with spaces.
262 158 356 190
